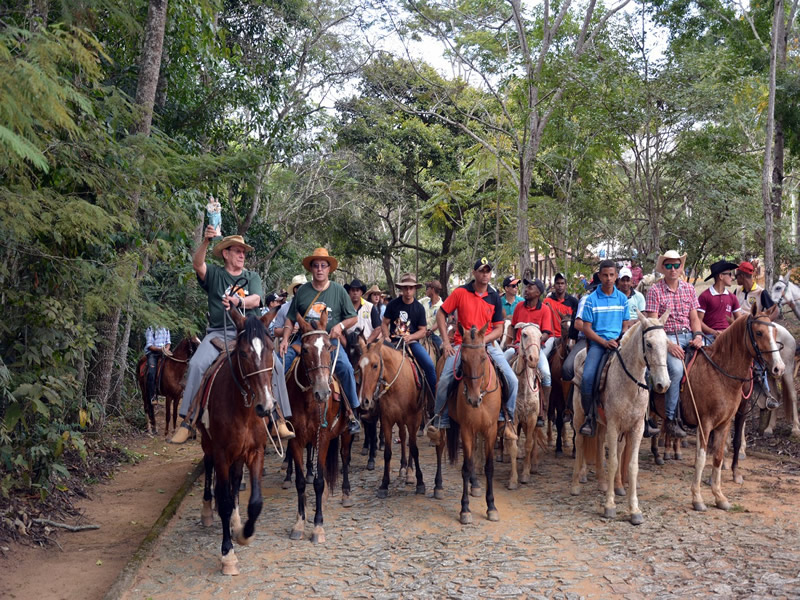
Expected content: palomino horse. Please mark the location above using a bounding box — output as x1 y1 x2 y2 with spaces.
358 341 426 497
508 324 545 488
771 276 800 320
674 306 784 511
547 312 574 456
285 312 355 543
197 310 275 575
433 324 509 524
570 311 671 524
136 335 200 437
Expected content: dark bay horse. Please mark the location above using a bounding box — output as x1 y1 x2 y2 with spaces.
433 324 506 524
136 335 200 437
547 312 574 456
358 340 426 498
345 328 379 471
197 310 276 575
285 311 354 543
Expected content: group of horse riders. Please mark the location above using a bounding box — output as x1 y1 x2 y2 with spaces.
164 224 776 451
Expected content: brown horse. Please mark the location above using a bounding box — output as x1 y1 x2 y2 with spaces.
547 312 574 456
433 324 507 524
197 310 276 575
358 341 426 497
285 311 354 543
658 305 785 511
136 336 200 437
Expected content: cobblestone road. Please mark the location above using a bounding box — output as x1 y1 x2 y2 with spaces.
125 435 800 599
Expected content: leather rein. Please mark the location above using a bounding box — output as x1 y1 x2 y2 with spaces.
612 324 666 390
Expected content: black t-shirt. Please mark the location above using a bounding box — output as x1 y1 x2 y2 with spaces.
384 297 427 338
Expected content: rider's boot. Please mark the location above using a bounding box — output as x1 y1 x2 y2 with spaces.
170 420 195 444
579 391 596 437
643 415 661 438
270 404 295 440
665 418 687 439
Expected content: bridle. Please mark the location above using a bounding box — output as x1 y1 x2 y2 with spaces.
460 342 498 401
292 328 341 394
360 341 406 408
613 323 666 390
694 316 781 383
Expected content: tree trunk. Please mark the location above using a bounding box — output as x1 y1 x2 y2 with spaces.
109 308 133 411
133 0 169 136
86 308 121 410
517 156 532 277
381 252 395 297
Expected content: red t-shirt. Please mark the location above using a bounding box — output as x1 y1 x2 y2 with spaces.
511 301 553 344
441 281 504 346
697 287 741 331
543 295 577 337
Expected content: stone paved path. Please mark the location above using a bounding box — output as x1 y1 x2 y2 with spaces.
125 435 800 599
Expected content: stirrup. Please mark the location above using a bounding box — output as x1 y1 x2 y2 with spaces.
579 418 596 437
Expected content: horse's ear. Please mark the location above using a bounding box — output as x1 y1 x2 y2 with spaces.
458 323 464 338
751 302 759 317
765 304 779 321
478 322 488 337
319 309 328 331
637 310 649 326
296 313 311 333
229 307 246 330
260 307 277 329
658 308 670 325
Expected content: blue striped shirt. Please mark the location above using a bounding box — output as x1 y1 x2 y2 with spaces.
581 287 630 341
145 327 171 349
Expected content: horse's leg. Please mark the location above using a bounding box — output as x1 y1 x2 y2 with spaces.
651 431 664 465
615 435 627 496
201 452 214 526
570 404 587 496
433 433 445 500
485 426 499 522
290 442 307 540
378 415 393 499
229 459 244 539
691 423 710 512
170 394 179 437
555 401 565 457
311 437 327 544
520 420 534 485
235 450 263 546
507 421 519 490
409 416 425 494
710 422 733 510
627 420 645 525
214 460 237 575
460 430 475 524
399 422 409 482
470 436 483 496
731 409 746 484
603 424 619 520
367 420 377 471
283 452 294 489
340 432 354 508
306 443 314 484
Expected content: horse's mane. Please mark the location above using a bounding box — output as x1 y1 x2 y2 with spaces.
241 315 269 347
172 336 191 357
709 313 750 360
618 319 642 346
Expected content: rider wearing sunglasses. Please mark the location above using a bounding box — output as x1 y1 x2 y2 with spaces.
697 260 743 338
500 275 523 319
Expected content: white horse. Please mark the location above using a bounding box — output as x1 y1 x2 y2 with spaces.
756 322 800 438
570 310 671 525
771 277 800 320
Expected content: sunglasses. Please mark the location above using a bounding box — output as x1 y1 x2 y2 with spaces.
720 271 734 277
663 263 682 270
311 262 330 270
506 284 518 288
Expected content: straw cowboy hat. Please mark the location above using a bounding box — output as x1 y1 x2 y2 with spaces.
655 250 687 275
366 284 383 296
395 273 423 289
302 247 338 272
288 274 307 294
212 235 254 258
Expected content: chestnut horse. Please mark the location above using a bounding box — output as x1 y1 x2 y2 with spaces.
358 341 426 497
285 311 355 543
433 324 508 524
197 310 276 575
136 335 200 437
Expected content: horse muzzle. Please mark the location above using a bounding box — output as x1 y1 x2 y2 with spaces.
313 385 330 404
255 388 275 417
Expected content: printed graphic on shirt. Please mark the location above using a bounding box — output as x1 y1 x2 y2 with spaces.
224 284 249 300
307 301 330 321
394 310 410 336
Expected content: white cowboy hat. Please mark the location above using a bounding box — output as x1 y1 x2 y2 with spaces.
289 274 307 294
655 250 687 275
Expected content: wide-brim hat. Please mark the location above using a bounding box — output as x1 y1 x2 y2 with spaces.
302 247 338 272
366 284 383 296
395 273 423 289
344 278 367 294
289 274 307 293
212 235 254 258
655 250 687 275
704 260 739 281
425 280 442 292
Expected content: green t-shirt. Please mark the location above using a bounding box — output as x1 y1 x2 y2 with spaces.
199 264 263 329
286 281 357 333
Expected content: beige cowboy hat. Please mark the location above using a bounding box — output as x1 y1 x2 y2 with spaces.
212 235 254 258
395 273 423 289
366 284 383 296
302 247 338 272
655 250 687 275
289 274 307 294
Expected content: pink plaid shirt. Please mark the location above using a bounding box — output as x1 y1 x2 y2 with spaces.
645 279 700 334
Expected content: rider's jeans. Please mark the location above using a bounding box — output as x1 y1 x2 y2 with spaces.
665 331 693 420
282 339 360 411
408 341 437 395
179 329 226 419
503 343 551 387
581 341 607 399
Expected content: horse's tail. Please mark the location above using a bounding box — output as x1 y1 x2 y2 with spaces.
446 419 460 465
324 436 340 491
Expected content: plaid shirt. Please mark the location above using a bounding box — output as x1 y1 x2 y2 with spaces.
645 280 700 334
145 327 171 349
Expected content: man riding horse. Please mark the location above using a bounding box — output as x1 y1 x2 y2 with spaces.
278 247 361 435
144 325 171 407
427 257 519 442
735 261 775 313
698 260 742 338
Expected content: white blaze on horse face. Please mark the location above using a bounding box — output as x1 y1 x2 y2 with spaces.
252 337 263 363
313 336 325 367
359 356 369 370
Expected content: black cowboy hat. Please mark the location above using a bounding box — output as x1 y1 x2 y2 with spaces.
344 278 367 293
588 272 601 291
704 260 739 282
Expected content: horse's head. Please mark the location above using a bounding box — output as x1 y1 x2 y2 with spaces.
357 341 384 412
636 309 670 394
560 313 572 341
459 323 489 407
344 327 365 370
748 304 786 378
296 312 333 403
770 277 787 305
229 309 275 418
517 323 541 371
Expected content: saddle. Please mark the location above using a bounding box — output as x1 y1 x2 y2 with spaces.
383 340 423 391
591 349 614 397
285 354 342 399
190 340 238 429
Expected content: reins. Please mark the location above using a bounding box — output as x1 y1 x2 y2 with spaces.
292 328 341 393
459 342 498 399
612 324 665 390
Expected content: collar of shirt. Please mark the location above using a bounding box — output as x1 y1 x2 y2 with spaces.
708 286 731 297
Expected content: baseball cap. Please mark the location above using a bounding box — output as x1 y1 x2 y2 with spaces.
474 257 493 271
737 261 755 275
618 267 633 279
502 276 521 287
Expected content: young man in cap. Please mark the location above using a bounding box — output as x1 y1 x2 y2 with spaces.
278 248 361 434
500 275 523 319
543 272 579 349
171 228 267 444
420 280 444 351
381 273 437 399
616 267 646 323
698 260 742 336
427 258 519 441
345 278 382 342
735 261 775 313
644 250 704 438
504 278 553 427
578 260 631 437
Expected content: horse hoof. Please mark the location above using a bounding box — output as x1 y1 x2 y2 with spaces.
603 507 616 519
716 500 731 511
361 446 369 456
290 529 304 540
221 552 239 576
519 474 530 485
614 487 626 497
693 501 707 512
630 513 644 526
399 468 407 480
487 510 499 522
406 474 416 485
377 488 388 499
460 512 473 525
470 486 482 498
570 486 580 496
415 484 426 495
282 479 292 490
342 494 354 508
201 514 213 527
734 474 744 485
312 530 326 544
555 450 564 458
234 530 252 546
655 456 664 466
306 473 314 484
507 481 519 491
433 488 444 500
367 459 375 471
